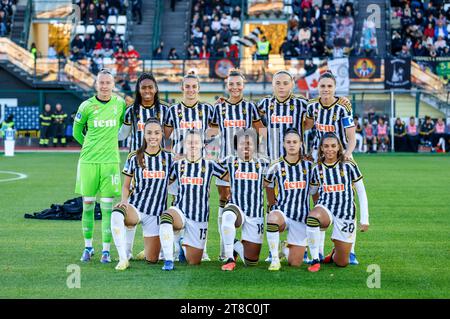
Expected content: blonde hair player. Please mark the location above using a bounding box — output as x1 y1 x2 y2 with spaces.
164 70 215 261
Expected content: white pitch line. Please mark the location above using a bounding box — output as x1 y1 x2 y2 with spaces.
0 171 28 182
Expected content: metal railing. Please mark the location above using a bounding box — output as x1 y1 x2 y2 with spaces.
151 0 163 59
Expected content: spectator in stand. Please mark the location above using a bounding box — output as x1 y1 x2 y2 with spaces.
226 40 239 59
114 47 126 77
48 44 57 59
94 24 105 44
126 45 140 82
71 35 85 60
397 45 411 58
219 24 232 45
199 44 210 59
132 0 142 24
0 10 7 37
105 25 116 39
102 33 114 57
153 46 163 59
86 3 98 25
363 120 377 153
187 44 200 59
406 116 419 152
230 16 241 35
84 34 96 57
433 118 446 152
393 117 407 152
419 115 435 146
168 48 179 60
112 34 124 51
108 0 121 16
97 2 109 23
211 15 222 32
153 41 164 57
376 117 390 152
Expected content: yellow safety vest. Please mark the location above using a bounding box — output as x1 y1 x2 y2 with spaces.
257 41 270 55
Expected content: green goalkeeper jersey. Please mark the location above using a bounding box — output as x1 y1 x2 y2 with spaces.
74 95 126 163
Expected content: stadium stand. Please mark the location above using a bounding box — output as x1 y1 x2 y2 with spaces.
0 0 16 37
188 0 242 59
282 0 355 59
390 0 450 57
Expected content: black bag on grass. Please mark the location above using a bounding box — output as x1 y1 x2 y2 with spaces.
24 197 102 220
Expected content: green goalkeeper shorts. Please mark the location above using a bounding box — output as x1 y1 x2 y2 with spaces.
75 162 121 198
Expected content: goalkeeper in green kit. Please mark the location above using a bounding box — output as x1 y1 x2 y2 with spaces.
73 69 127 263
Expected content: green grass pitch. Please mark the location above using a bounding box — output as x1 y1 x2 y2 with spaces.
0 152 449 298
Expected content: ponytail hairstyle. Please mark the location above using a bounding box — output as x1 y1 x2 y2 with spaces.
135 118 163 169
227 68 246 80
319 70 336 84
132 73 160 132
317 132 345 163
182 69 200 86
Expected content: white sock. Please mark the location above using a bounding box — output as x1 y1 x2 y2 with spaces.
173 230 182 259
266 224 280 260
282 245 289 259
203 237 208 255
351 230 356 254
125 226 136 258
221 210 237 259
159 223 174 262
102 243 110 252
319 230 325 256
84 238 93 248
111 211 127 261
218 207 224 257
307 226 320 261
233 240 244 262
373 143 377 152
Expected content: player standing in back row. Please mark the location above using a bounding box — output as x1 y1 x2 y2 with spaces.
73 69 127 263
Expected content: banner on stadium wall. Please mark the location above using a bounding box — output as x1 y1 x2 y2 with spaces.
327 58 349 94
385 58 411 89
349 57 382 81
212 59 237 79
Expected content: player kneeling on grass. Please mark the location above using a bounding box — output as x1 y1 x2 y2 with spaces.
159 130 229 270
111 119 174 270
219 128 269 271
306 132 369 272
264 129 315 271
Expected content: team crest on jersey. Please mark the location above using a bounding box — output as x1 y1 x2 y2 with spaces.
303 169 307 175
290 104 294 111
162 159 166 167
281 167 286 176
242 108 246 115
234 160 239 168
177 107 183 118
270 104 274 111
256 163 260 169
201 166 206 173
332 113 337 121
340 169 345 177
76 112 82 120
198 110 203 119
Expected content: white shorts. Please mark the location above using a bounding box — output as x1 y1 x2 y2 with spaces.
129 204 159 237
215 177 230 187
315 204 356 244
227 204 264 244
168 180 179 196
275 210 307 247
169 206 207 250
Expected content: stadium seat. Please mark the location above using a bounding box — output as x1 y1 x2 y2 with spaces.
75 25 85 35
85 25 96 34
107 15 117 25
117 15 127 25
5 106 40 130
116 25 126 35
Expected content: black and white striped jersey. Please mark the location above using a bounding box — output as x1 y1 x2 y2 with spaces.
211 99 261 160
310 160 363 220
221 156 269 218
164 101 214 154
257 95 308 161
122 149 174 216
169 158 228 222
265 156 314 223
123 102 169 152
306 97 354 150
